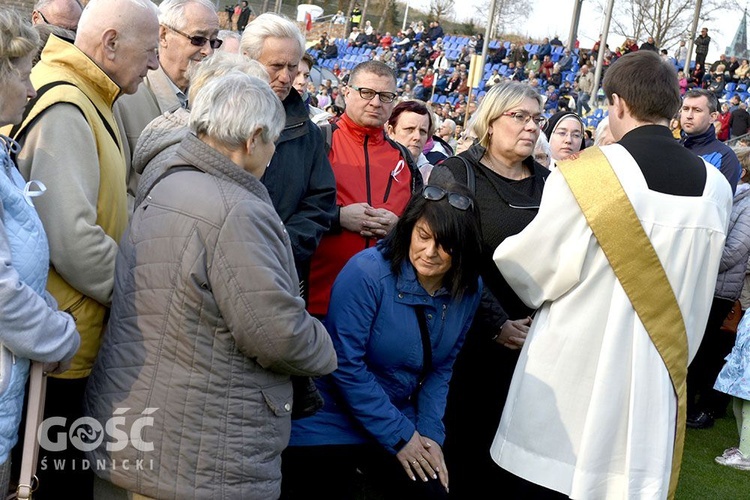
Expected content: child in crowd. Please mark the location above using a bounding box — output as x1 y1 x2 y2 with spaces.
714 308 750 469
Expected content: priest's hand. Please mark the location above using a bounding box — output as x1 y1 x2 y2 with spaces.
494 317 532 349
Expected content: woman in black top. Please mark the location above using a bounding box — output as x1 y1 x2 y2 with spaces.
430 81 555 498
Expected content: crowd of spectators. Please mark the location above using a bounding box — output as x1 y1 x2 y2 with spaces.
303 21 750 145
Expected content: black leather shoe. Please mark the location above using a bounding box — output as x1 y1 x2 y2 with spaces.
686 410 715 429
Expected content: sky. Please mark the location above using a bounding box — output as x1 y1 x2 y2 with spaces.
405 0 743 57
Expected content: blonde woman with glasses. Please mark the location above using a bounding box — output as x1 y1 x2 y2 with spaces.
428 80 551 498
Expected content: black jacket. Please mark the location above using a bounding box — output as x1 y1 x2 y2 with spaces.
261 90 337 270
730 108 750 138
237 6 252 31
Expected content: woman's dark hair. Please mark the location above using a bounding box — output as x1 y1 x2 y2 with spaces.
387 99 433 135
379 183 482 299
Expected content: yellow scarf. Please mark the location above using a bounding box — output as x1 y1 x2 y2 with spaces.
558 146 687 499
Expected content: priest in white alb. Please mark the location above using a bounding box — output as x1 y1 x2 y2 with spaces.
489 50 733 499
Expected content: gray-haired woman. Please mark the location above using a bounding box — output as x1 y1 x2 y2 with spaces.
84 72 336 499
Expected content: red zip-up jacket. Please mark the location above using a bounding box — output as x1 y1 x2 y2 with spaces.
308 113 419 316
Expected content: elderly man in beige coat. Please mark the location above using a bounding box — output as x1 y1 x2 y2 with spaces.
115 0 220 210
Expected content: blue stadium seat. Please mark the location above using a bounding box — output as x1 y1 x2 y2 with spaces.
726 82 737 93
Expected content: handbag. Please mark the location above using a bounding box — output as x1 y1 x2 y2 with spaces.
720 299 743 334
9 362 47 500
290 376 324 420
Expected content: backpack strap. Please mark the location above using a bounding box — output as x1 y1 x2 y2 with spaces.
410 306 433 402
441 154 475 195
9 81 121 157
323 121 339 155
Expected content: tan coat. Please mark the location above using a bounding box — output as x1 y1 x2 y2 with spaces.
114 65 182 211
6 35 127 378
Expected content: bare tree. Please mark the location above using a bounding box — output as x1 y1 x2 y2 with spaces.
473 0 528 37
430 0 455 23
377 0 391 33
600 0 740 51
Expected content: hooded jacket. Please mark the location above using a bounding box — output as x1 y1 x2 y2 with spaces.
84 133 336 499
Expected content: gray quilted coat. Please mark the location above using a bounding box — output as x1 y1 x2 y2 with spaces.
83 133 337 499
715 182 750 300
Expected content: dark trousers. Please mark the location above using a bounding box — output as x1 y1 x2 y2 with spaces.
696 53 707 69
35 377 94 500
281 444 448 500
687 297 736 417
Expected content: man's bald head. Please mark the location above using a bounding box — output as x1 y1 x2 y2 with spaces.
75 0 160 94
32 0 83 32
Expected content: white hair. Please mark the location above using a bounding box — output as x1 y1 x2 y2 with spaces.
187 51 269 104
240 12 304 61
34 0 82 10
441 118 456 134
190 72 284 148
158 0 217 30
217 30 241 44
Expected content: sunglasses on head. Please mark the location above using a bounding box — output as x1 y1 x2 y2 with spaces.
422 185 473 211
164 25 223 49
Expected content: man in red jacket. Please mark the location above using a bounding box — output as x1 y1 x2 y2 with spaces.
308 61 421 316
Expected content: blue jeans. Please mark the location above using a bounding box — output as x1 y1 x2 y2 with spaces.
577 91 591 115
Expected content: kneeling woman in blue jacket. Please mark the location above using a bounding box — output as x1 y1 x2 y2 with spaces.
283 184 483 499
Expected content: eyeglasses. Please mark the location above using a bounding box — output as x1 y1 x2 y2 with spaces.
501 111 548 129
36 10 77 33
164 25 223 49
552 129 583 141
422 185 473 211
349 85 397 103
458 133 478 145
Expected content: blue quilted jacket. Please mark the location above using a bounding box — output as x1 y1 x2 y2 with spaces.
0 136 79 462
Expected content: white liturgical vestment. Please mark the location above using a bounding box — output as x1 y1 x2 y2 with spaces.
490 144 732 499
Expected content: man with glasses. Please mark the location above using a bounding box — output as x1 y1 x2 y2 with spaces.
31 0 83 33
308 61 422 318
115 0 219 210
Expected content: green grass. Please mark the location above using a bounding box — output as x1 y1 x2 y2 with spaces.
677 415 749 499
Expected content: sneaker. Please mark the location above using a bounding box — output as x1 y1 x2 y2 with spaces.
715 450 750 470
721 447 742 458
